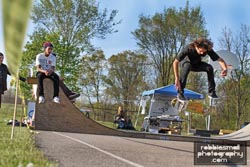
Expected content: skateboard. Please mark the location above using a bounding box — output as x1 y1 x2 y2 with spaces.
208 96 219 106
171 97 189 112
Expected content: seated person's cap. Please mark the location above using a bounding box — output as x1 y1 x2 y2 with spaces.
43 42 53 49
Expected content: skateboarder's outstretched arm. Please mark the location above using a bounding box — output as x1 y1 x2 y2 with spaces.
217 58 227 77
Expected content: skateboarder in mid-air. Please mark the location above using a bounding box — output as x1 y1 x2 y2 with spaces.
173 38 228 100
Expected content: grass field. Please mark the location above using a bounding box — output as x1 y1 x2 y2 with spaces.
0 103 57 167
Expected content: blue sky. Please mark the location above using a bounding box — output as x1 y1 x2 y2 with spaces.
1 0 250 60
92 0 250 57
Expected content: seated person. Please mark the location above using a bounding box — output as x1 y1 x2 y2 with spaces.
32 51 80 102
114 106 125 123
35 42 60 104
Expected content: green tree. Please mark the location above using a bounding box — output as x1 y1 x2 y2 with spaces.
218 25 250 129
32 0 119 80
132 1 208 87
20 0 120 97
105 51 148 113
79 49 106 108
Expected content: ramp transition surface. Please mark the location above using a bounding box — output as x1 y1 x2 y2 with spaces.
213 124 250 141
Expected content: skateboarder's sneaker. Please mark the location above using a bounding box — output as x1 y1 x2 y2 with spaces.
38 96 45 104
177 92 186 101
53 96 60 104
208 91 218 99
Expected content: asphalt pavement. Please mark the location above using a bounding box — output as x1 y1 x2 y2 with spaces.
35 131 250 167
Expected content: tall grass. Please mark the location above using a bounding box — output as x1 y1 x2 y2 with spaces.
0 103 57 167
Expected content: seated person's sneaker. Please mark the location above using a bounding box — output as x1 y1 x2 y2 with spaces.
208 91 218 98
38 96 45 104
69 93 80 100
53 96 60 104
177 92 186 101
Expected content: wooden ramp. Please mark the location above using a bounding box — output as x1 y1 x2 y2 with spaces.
35 79 131 136
213 124 250 141
35 79 250 144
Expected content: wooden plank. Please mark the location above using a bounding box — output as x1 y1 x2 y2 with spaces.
27 77 37 84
